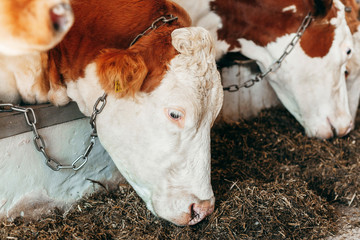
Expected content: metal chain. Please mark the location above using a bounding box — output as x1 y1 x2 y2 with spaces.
129 15 178 47
223 12 313 92
0 93 107 171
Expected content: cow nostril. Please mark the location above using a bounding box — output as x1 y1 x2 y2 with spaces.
50 3 73 32
190 203 200 223
340 121 353 137
188 200 215 225
327 117 336 138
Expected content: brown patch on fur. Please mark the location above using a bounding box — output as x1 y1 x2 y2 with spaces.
300 5 337 58
131 26 179 93
342 0 360 34
212 0 335 57
47 0 190 98
212 0 310 48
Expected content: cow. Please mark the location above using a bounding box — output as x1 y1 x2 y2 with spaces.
173 0 354 139
0 0 223 226
0 0 73 55
342 0 360 124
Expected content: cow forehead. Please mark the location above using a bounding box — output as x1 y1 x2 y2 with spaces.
163 63 220 105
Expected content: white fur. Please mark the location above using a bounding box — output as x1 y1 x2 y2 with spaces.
66 27 223 225
282 5 297 13
175 0 354 139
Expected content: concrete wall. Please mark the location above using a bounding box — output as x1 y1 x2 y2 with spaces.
0 117 123 220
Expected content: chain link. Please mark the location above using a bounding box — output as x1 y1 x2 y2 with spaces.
223 12 313 92
0 93 107 171
129 15 178 47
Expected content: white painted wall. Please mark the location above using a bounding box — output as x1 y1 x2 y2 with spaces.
0 118 123 220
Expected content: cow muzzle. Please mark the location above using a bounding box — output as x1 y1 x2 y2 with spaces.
50 3 73 34
307 112 353 139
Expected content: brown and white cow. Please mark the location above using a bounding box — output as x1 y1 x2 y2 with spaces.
174 0 354 139
342 0 360 123
0 0 73 55
0 0 223 226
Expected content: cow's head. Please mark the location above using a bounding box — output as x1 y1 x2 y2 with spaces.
214 0 353 139
342 0 360 125
0 0 73 55
66 27 223 226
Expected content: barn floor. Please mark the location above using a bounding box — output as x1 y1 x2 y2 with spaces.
2 107 360 239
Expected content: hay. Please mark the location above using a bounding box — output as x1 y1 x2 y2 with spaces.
2 107 360 239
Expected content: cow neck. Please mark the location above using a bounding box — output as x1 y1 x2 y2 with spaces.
129 15 178 47
211 0 308 49
222 12 313 91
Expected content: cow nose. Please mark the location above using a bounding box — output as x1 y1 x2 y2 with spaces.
326 116 353 138
337 120 353 137
188 198 215 225
50 3 73 33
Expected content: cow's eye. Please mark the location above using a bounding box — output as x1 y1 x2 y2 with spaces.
168 109 183 120
165 108 186 128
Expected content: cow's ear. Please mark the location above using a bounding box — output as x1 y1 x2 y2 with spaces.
96 49 148 98
308 0 333 17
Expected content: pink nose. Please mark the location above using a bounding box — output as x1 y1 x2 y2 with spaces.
326 117 353 138
337 121 353 137
50 3 73 33
188 199 215 225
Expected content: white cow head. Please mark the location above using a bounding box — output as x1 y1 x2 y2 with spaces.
342 0 360 125
0 0 73 55
67 27 223 226
237 0 353 139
